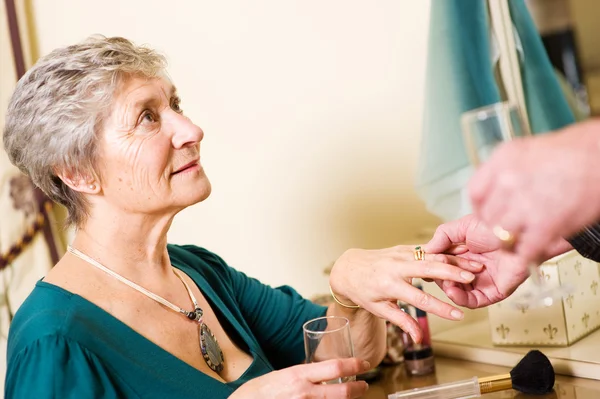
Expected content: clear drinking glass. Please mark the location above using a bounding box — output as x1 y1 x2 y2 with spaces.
461 102 573 308
303 316 356 384
461 102 528 167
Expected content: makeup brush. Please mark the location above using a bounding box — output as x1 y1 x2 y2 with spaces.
388 350 555 399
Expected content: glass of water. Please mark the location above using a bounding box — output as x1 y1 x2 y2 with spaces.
461 101 528 166
303 316 355 384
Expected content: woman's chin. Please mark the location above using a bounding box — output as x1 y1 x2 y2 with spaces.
186 181 212 205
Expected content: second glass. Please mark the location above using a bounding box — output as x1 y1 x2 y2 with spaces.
461 101 528 166
303 316 356 384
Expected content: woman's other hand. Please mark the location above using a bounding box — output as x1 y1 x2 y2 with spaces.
229 358 370 399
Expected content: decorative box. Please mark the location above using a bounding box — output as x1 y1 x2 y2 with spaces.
488 251 600 346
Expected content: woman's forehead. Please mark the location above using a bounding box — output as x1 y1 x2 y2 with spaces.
102 76 177 130
115 76 176 105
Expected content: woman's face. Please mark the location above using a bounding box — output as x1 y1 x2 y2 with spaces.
95 75 211 216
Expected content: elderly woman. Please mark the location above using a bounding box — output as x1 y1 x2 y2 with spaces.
3 36 480 399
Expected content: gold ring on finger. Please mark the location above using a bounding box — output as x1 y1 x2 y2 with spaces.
414 246 425 261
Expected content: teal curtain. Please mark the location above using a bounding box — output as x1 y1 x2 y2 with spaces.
415 0 576 221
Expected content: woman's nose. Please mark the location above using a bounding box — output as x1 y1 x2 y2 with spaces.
170 113 204 149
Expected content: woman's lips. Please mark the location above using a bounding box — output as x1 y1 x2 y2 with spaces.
172 159 200 175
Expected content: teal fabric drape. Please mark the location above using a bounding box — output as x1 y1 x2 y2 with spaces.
415 0 576 221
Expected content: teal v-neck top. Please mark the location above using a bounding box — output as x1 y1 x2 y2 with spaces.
6 245 327 398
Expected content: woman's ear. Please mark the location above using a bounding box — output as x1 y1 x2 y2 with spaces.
55 168 100 194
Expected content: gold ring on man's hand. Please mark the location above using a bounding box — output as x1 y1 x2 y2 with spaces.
492 225 516 248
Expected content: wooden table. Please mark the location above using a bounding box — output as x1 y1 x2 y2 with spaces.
362 356 600 399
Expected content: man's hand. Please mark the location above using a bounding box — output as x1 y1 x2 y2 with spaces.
469 119 600 264
425 214 571 308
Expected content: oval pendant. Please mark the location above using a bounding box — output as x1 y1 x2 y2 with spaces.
200 323 225 373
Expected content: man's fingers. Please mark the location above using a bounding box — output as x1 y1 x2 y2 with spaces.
425 229 454 253
442 284 491 309
469 143 508 208
441 285 470 307
425 219 467 253
515 226 556 265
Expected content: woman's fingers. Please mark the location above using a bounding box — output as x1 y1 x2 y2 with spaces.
407 258 477 284
315 380 369 399
302 358 370 383
383 283 465 322
425 253 484 273
368 301 422 343
408 285 464 321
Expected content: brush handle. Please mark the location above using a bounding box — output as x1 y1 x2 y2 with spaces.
387 377 481 399
478 373 512 393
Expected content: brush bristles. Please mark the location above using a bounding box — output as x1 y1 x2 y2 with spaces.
510 350 555 394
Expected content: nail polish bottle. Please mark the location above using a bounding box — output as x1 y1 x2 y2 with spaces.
399 301 435 376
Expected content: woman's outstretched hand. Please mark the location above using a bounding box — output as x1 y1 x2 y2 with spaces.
328 244 483 343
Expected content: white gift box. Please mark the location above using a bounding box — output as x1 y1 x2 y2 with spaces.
488 251 600 346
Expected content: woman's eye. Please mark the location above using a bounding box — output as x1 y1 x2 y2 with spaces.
171 99 183 114
141 111 156 124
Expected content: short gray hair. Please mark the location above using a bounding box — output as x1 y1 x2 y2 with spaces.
3 35 167 228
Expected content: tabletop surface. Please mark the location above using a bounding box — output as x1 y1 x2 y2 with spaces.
363 356 600 399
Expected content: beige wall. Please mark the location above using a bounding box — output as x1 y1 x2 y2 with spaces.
569 0 600 115
569 0 600 72
0 1 17 390
1 3 17 131
29 0 439 298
